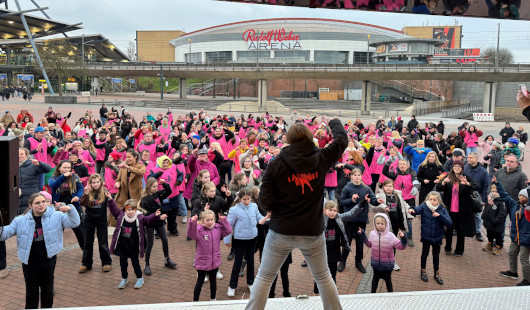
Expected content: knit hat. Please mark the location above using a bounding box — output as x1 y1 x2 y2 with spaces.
397 117 401 121
518 189 529 199
39 191 52 202
12 128 24 137
191 134 200 140
69 150 79 157
156 155 172 169
35 126 45 133
452 148 464 157
110 152 121 161
492 141 502 149
452 159 465 169
5 111 9 114
198 147 208 155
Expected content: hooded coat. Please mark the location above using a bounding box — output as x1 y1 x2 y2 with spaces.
358 213 407 271
187 217 232 271
410 201 452 244
260 119 347 236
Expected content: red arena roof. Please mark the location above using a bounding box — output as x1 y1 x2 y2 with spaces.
179 18 404 38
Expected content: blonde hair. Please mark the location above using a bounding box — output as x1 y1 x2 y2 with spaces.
210 142 224 157
250 186 260 202
425 191 443 205
201 182 216 195
419 151 442 168
87 174 107 204
324 200 338 211
390 131 401 140
199 209 215 221
123 199 138 211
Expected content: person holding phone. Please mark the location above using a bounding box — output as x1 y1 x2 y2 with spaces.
518 87 530 122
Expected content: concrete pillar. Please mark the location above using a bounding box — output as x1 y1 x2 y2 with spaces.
482 82 496 113
179 78 187 99
361 80 371 115
258 79 267 110
91 77 100 94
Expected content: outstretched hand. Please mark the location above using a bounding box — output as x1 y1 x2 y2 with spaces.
190 215 199 222
398 231 405 238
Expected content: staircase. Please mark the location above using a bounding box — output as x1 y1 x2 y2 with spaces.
372 80 441 102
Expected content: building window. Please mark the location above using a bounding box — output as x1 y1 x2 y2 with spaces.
314 51 349 64
205 51 232 63
353 52 372 64
237 51 270 60
185 52 201 64
274 50 309 61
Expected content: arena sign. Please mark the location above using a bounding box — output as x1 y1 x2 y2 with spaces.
243 29 302 50
219 0 528 22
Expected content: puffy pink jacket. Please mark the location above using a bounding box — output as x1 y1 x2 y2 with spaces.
360 213 407 271
187 217 232 271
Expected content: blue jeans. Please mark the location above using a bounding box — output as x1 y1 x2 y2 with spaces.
474 211 483 235
325 188 336 201
466 146 477 156
245 230 342 310
177 194 187 218
39 173 45 189
100 117 107 126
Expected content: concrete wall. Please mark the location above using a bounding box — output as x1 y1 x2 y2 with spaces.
452 80 530 113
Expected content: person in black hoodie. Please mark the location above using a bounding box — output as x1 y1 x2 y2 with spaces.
481 184 507 256
417 151 445 203
246 117 347 310
140 177 176 276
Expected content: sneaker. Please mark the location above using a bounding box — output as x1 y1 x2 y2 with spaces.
476 233 484 242
248 284 253 292
227 251 234 261
144 264 152 276
118 278 128 289
355 261 366 273
134 278 144 289
337 261 345 272
454 252 463 257
483 242 493 251
227 287 235 297
165 258 177 269
516 279 530 286
301 260 308 268
182 216 187 224
407 236 415 247
420 269 428 282
500 270 519 279
445 249 452 255
173 230 179 236
216 270 223 280
493 246 502 256
393 262 400 271
205 275 209 283
102 265 112 272
79 266 90 273
0 268 8 279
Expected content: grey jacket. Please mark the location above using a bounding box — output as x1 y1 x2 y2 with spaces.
494 164 528 201
19 159 52 210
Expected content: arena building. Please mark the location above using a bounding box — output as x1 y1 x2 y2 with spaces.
167 18 413 65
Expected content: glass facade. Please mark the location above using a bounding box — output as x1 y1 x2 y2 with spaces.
205 51 232 63
185 52 202 64
275 50 309 61
237 51 270 59
314 51 348 64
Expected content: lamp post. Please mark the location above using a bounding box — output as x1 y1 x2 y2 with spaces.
188 38 191 64
367 35 370 65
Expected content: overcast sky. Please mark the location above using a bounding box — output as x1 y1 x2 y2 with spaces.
22 0 530 62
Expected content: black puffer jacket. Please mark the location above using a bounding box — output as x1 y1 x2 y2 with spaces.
260 119 347 236
19 159 52 210
481 197 507 233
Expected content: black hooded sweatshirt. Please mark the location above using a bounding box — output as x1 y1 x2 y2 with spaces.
260 119 347 236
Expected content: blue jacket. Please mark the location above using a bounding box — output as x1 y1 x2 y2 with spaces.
464 163 490 203
404 146 432 172
224 202 263 242
49 174 84 210
340 182 378 223
0 206 80 264
496 181 530 247
410 203 452 244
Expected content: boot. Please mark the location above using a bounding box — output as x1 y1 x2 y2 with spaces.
483 242 493 251
492 246 502 256
165 257 177 269
420 269 428 282
435 271 443 285
144 264 152 276
407 235 414 247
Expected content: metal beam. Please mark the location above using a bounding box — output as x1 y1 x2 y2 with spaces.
0 6 48 17
14 0 54 94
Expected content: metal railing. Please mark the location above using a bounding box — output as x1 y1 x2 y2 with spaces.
441 104 482 118
414 99 469 116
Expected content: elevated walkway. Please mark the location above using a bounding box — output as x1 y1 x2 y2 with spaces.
61 286 530 310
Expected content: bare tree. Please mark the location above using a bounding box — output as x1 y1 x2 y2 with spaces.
127 41 137 61
35 40 88 96
482 47 514 65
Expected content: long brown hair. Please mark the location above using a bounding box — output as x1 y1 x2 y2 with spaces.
286 123 313 145
87 174 107 204
24 193 46 214
53 160 77 195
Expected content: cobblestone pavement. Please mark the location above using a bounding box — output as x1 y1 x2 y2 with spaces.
0 96 528 309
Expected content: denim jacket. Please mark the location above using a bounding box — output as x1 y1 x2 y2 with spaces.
0 206 80 264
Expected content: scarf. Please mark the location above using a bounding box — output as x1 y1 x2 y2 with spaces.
208 150 216 162
425 201 439 212
124 210 141 223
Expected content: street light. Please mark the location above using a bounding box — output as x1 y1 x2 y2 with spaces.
188 38 191 64
367 35 370 65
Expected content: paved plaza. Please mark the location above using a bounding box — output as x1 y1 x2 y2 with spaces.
0 95 528 309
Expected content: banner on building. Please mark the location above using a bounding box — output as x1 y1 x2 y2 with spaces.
0 74 7 80
376 45 386 54
433 27 456 49
389 43 408 53
111 78 122 84
17 74 34 81
244 29 302 50
473 113 494 122
434 48 480 57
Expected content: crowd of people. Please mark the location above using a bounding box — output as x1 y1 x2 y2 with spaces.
0 100 530 309
1 85 33 102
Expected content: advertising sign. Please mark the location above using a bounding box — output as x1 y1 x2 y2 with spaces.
433 27 456 49
473 113 494 122
434 48 480 57
389 43 408 53
376 45 386 54
0 74 7 80
111 78 122 84
216 1 529 21
243 29 301 50
0 54 6 65
129 79 136 84
17 74 34 81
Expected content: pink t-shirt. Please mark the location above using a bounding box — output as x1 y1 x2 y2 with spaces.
450 183 460 213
